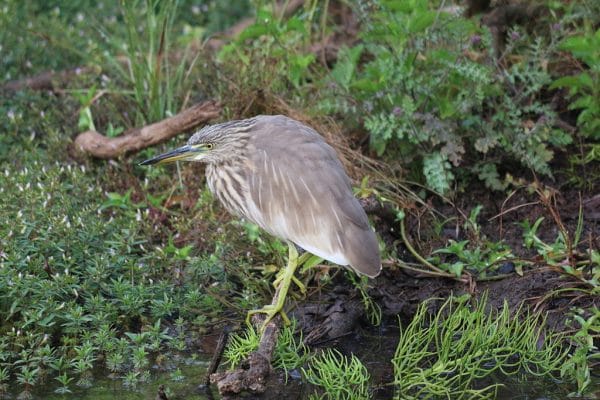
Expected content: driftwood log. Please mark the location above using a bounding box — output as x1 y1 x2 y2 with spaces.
210 315 281 396
72 100 221 159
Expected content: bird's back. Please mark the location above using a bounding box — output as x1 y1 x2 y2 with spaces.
234 115 381 278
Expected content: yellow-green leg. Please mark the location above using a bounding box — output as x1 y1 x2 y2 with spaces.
246 243 305 332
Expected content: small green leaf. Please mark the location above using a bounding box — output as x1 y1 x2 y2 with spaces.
237 24 269 41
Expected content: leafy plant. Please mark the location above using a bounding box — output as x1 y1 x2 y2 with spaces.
216 5 321 104
432 238 516 278
561 306 600 396
170 368 185 382
430 206 517 278
16 366 39 399
274 320 309 381
223 326 260 369
348 273 382 326
75 86 98 132
521 212 598 287
54 372 74 394
320 1 571 194
550 28 600 140
0 150 215 390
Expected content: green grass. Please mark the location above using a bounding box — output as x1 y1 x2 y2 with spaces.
392 295 568 399
303 349 371 400
223 320 308 379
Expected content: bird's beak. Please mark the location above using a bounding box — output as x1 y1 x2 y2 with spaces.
139 145 199 165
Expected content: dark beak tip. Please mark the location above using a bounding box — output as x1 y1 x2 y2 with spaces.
138 145 193 166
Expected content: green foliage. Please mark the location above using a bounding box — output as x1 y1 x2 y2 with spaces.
0 145 226 392
521 212 598 287
432 239 515 278
216 4 323 101
561 306 600 396
303 349 371 400
223 326 260 369
0 2 104 79
274 321 309 380
348 274 382 326
241 220 287 260
1 0 598 396
430 206 518 278
392 295 568 399
102 0 196 124
75 86 98 132
177 0 252 36
422 153 455 195
550 28 600 140
320 1 573 194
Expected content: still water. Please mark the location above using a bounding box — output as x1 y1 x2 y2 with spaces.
12 329 598 399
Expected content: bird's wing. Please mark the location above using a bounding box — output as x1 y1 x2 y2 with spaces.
244 116 378 275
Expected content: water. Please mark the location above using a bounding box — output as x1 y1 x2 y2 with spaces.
10 328 597 399
20 359 215 400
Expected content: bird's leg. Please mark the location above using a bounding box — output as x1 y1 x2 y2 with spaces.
272 250 310 293
246 242 300 331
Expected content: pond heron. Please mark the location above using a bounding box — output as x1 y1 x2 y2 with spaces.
141 115 381 328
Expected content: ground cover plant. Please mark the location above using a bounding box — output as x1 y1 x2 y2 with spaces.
1 0 598 398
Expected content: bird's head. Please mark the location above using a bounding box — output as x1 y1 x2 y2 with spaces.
140 119 252 166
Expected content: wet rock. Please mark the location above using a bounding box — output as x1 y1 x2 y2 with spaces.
498 261 515 274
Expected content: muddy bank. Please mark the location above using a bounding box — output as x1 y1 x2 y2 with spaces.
197 265 597 399
288 266 596 348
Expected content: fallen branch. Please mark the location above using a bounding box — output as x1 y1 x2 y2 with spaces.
1 66 96 93
210 315 281 395
72 100 221 159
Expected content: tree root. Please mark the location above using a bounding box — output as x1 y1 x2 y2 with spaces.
210 315 281 396
72 100 221 159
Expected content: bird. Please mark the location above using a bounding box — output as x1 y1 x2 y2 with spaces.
141 115 381 329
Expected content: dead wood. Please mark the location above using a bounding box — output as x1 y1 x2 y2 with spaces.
1 66 96 93
210 315 281 395
203 328 230 386
72 100 221 159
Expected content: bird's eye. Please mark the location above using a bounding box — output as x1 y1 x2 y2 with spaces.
206 143 214 150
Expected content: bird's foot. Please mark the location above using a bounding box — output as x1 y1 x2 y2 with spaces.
246 304 290 332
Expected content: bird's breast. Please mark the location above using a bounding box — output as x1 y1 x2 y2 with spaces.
206 162 252 220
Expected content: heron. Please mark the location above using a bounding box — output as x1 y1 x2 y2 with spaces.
141 115 381 329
